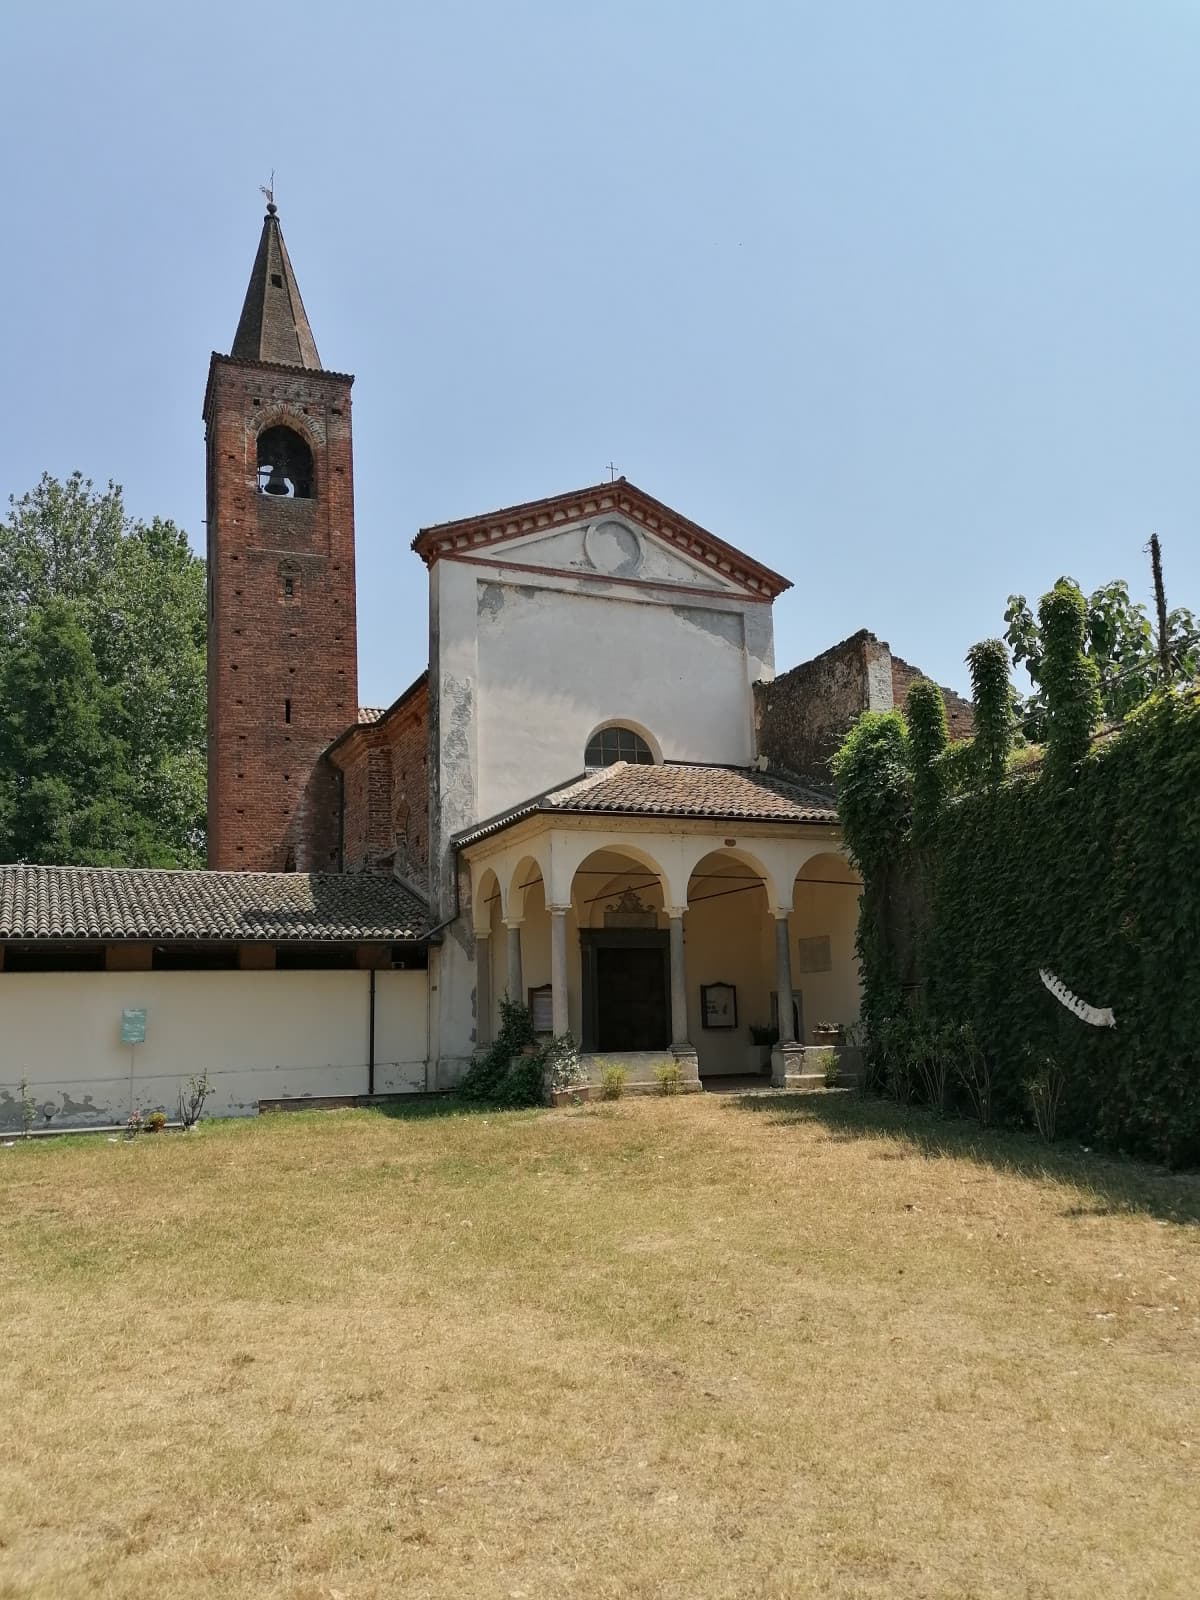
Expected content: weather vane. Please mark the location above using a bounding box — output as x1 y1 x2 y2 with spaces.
259 170 276 211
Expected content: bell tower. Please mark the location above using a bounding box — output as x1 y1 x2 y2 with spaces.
204 201 359 871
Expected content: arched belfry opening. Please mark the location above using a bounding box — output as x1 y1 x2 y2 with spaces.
257 425 314 499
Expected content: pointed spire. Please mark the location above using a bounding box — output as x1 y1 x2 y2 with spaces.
230 203 322 369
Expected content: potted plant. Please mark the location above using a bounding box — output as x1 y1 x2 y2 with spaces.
748 1023 777 1072
812 1021 846 1047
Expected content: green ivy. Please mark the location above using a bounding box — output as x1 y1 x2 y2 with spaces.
966 638 1012 788
906 678 948 846
1039 580 1102 781
836 678 1200 1167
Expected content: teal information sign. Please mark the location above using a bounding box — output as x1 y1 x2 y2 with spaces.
120 1008 147 1045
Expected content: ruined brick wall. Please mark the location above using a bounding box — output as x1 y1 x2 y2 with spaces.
205 356 358 871
890 654 975 740
333 675 429 883
754 630 894 789
756 630 975 787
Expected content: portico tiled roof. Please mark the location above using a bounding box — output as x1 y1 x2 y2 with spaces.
0 866 430 943
453 762 838 848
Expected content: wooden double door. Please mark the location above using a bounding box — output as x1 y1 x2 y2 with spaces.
579 929 671 1052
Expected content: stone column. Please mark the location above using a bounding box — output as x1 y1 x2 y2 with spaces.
668 914 690 1049
475 929 492 1048
774 912 796 1045
771 910 804 1088
504 920 523 1004
668 910 701 1089
549 907 570 1037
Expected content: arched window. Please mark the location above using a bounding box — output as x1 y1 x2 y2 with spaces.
585 726 655 767
257 425 314 499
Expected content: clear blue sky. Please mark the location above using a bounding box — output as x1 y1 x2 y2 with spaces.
3 1 1198 707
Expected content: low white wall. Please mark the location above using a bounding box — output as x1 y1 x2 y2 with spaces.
0 968 429 1129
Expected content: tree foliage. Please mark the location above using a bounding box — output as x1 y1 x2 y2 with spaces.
0 473 206 866
1005 576 1198 740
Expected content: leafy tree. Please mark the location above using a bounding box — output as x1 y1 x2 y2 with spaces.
1005 576 1198 740
0 602 174 865
0 473 206 865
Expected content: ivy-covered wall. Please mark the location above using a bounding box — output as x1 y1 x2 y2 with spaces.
837 686 1200 1167
925 691 1200 1164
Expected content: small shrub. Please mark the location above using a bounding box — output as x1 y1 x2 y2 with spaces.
599 1064 628 1101
144 1110 167 1133
655 1062 683 1097
1026 1054 1065 1143
911 1021 952 1115
178 1070 212 1131
953 1022 994 1127
492 1056 544 1108
18 1075 36 1140
815 1048 840 1088
542 1033 585 1094
461 998 538 1101
124 1109 143 1140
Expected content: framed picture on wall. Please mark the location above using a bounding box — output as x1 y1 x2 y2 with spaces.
700 982 738 1030
528 984 554 1035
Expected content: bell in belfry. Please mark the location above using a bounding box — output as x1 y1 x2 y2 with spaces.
261 462 291 496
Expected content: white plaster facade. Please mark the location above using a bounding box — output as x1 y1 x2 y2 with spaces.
419 493 863 1089
1 487 863 1122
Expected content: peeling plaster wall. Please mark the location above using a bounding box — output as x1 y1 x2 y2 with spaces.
0 969 428 1128
427 520 778 1078
474 581 759 818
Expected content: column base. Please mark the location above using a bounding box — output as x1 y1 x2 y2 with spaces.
770 1042 824 1090
671 1045 701 1087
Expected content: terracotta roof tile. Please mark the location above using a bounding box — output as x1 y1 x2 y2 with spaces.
453 763 837 847
0 867 429 943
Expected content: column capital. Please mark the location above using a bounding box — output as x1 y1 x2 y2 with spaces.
772 906 792 921
503 917 524 930
667 906 688 921
474 926 491 939
546 903 571 916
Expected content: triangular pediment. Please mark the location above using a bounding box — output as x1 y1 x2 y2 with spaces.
411 481 791 600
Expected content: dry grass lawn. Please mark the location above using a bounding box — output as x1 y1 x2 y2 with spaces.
1 1091 1197 1599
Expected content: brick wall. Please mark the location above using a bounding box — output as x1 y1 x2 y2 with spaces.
755 630 975 787
330 674 430 884
890 653 975 741
204 356 359 871
754 630 894 788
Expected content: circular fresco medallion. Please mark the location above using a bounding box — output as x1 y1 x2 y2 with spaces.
584 518 643 577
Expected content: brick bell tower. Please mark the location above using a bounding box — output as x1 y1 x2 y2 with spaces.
204 201 358 871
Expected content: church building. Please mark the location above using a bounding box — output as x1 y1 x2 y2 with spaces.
0 205 964 1126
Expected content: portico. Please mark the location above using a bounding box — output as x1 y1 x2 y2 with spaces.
456 762 862 1089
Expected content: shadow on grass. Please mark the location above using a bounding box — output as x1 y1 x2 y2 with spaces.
732 1091 1200 1226
367 1095 541 1123
263 1094 530 1126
